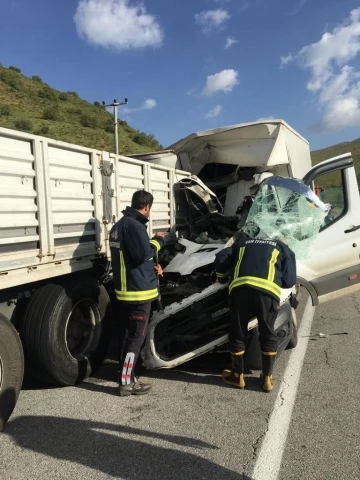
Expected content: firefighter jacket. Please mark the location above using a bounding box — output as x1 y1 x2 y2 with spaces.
110 207 167 304
214 236 297 301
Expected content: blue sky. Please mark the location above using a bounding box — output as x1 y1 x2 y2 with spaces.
2 0 360 151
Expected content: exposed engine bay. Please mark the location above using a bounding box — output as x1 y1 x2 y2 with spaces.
141 173 328 370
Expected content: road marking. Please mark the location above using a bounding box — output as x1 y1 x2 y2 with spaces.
252 296 315 480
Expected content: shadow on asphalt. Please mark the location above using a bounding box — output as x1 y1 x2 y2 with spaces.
82 343 263 396
3 416 254 480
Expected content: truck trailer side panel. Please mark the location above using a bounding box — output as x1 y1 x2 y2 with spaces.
0 128 191 291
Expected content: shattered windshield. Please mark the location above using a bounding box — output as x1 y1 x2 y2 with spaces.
241 176 331 260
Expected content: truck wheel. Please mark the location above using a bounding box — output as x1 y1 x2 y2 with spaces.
286 307 298 349
18 277 112 386
0 314 24 431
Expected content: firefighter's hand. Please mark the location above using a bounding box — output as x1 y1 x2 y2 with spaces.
155 231 166 238
154 264 164 277
215 278 219 283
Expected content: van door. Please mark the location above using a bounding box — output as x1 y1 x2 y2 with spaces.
298 153 360 304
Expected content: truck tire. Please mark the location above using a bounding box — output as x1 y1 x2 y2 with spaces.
0 314 24 431
18 277 112 386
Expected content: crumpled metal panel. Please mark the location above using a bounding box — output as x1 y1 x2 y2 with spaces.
242 176 331 260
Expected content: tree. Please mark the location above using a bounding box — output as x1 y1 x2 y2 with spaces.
0 69 21 90
38 87 58 101
14 119 32 132
32 75 43 83
133 132 149 146
80 114 98 128
0 104 11 116
104 119 114 133
59 92 68 101
9 66 21 73
40 125 50 135
93 101 101 107
42 107 59 121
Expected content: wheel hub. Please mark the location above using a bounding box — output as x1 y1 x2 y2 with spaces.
65 299 100 360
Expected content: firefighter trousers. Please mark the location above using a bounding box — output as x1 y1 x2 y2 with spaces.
229 287 280 353
117 302 151 385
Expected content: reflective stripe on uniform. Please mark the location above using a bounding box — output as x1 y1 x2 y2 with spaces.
119 251 127 292
267 248 280 283
150 239 161 252
216 272 228 278
229 275 281 298
115 288 159 302
234 246 245 279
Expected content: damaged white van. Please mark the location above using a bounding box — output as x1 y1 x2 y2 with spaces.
130 120 360 370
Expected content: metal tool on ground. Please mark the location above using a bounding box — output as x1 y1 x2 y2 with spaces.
304 332 348 338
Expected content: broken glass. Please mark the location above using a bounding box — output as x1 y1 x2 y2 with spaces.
241 176 331 260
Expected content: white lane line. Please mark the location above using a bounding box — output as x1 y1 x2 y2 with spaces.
252 296 315 480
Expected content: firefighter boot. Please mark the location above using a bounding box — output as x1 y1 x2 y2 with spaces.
119 377 152 397
260 352 276 392
222 351 245 388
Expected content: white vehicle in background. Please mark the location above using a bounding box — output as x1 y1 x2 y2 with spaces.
1 120 360 428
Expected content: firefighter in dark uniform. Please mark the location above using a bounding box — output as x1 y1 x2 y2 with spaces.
214 236 296 392
110 190 168 397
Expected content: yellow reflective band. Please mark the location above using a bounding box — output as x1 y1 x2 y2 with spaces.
119 251 127 292
230 350 245 356
229 276 281 298
115 288 159 302
216 272 228 278
234 246 245 279
261 351 277 356
150 240 161 252
267 248 280 283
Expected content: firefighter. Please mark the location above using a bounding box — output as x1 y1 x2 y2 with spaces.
110 190 168 397
214 235 296 392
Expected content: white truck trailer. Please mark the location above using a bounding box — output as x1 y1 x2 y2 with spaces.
1 120 360 429
0 125 192 429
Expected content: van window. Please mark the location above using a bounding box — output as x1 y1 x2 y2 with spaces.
313 170 346 228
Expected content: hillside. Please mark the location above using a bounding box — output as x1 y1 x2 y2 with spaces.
311 137 360 188
1 63 360 179
0 65 162 154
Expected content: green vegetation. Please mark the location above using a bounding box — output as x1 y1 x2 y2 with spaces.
311 138 360 188
42 107 59 121
0 65 162 154
2 64 360 166
14 118 32 132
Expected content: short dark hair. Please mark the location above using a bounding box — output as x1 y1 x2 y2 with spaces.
131 190 154 210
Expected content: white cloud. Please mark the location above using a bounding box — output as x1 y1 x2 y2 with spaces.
205 105 222 119
194 9 231 33
186 87 196 96
225 36 238 49
287 0 307 16
74 0 163 51
123 98 157 113
280 53 294 68
202 69 239 95
239 1 249 13
257 116 275 121
281 8 360 132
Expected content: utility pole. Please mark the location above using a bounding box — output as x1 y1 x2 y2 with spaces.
102 98 128 156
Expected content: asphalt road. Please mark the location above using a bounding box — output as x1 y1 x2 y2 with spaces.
0 291 359 480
